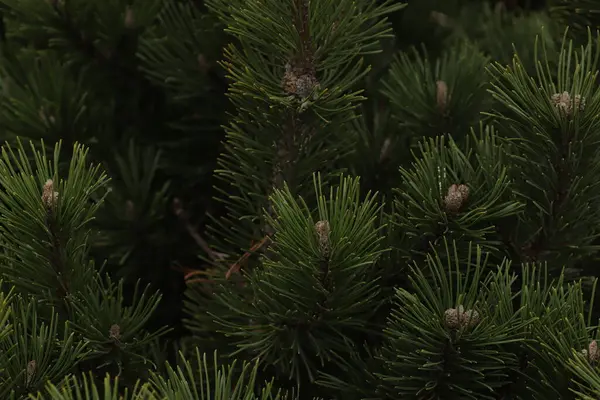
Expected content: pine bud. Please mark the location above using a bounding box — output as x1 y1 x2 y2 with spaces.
430 11 452 28
444 305 480 329
551 91 585 117
436 80 449 113
124 7 135 29
444 183 469 213
109 324 121 342
315 220 331 257
296 74 318 98
26 360 36 386
282 62 319 98
41 179 59 209
444 307 460 329
38 107 56 126
460 308 480 327
125 200 135 220
99 47 113 60
583 340 600 362
197 54 209 72
173 197 183 217
379 137 392 163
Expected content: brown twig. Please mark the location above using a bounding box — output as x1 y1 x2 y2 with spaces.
172 198 224 262
224 235 272 279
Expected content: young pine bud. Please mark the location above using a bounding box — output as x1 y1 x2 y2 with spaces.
583 340 600 363
444 305 480 330
315 220 331 257
41 179 59 209
379 137 392 163
282 62 319 98
125 200 135 220
124 7 135 29
443 183 469 213
430 11 452 28
197 54 209 73
38 107 56 126
436 80 449 113
26 360 36 386
551 91 585 117
109 324 121 342
444 307 460 329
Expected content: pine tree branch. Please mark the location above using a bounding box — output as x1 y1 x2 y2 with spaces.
51 2 110 64
263 0 316 237
204 0 405 262
45 205 71 300
521 131 573 262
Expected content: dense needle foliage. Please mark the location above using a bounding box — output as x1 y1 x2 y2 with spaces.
0 0 599 399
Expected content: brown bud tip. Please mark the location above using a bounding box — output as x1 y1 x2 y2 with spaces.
315 220 331 256
125 200 135 220
173 198 183 216
109 324 121 341
588 340 600 362
444 305 480 330
124 7 135 29
551 91 585 117
444 307 461 329
41 179 59 209
197 54 209 72
27 360 36 374
444 184 469 213
26 360 36 385
38 107 56 126
460 308 480 328
436 80 449 112
282 62 319 98
379 137 392 162
430 11 451 27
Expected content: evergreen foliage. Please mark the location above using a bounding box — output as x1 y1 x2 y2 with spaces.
1 0 600 399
